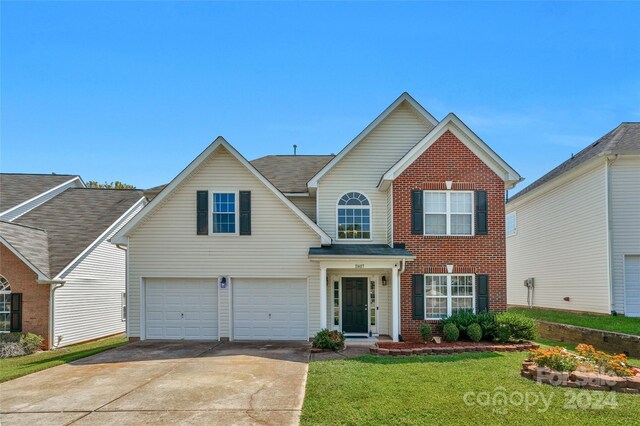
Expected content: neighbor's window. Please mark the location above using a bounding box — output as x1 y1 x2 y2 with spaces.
506 212 517 237
425 274 474 319
213 193 236 234
0 275 10 333
337 192 371 239
424 191 473 236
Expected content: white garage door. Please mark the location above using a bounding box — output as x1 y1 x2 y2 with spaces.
625 255 640 317
233 278 308 340
145 279 218 340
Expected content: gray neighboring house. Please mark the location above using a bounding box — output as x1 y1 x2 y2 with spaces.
506 123 640 316
0 173 146 348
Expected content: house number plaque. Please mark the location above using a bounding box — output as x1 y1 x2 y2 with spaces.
355 264 365 269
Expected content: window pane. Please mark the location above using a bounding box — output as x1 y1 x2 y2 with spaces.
425 192 446 213
0 313 9 332
425 214 446 234
451 275 473 296
451 214 472 235
425 276 447 296
452 297 473 314
337 207 371 239
450 192 472 213
426 297 447 319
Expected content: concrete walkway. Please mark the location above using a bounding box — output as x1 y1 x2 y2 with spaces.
0 340 310 425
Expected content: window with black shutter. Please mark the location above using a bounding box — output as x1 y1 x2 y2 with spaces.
475 190 488 235
239 191 251 235
412 274 425 319
196 191 209 235
476 275 489 313
411 190 423 235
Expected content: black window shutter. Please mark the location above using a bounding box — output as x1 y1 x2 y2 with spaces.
412 274 425 320
476 275 489 313
411 190 423 235
196 191 209 235
239 191 251 235
475 190 488 235
10 293 22 332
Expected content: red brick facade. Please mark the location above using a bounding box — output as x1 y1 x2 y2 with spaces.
0 244 50 346
393 130 507 341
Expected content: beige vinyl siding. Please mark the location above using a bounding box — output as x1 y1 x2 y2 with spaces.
386 187 393 245
506 162 610 313
127 146 322 338
317 101 433 243
610 157 640 314
54 200 144 347
288 196 317 222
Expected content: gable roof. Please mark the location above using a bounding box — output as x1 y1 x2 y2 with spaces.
307 92 438 189
111 137 332 245
0 173 82 214
11 188 145 278
252 155 335 193
379 113 522 190
0 221 51 279
508 122 640 203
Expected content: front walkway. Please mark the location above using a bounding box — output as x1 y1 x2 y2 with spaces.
0 340 310 426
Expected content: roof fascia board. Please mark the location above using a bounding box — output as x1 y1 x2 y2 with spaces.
0 176 83 218
0 236 49 280
307 93 438 189
308 254 416 260
55 197 147 279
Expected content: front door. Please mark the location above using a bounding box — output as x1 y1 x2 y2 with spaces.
342 277 368 333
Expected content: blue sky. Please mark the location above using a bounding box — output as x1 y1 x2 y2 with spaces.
2 2 639 192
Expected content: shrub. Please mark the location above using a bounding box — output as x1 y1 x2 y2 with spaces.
442 323 459 342
530 347 579 372
20 333 44 354
312 329 345 351
467 323 482 342
443 311 477 338
0 342 26 358
476 312 498 341
495 312 536 341
0 332 21 344
420 323 432 342
576 344 634 377
493 324 511 343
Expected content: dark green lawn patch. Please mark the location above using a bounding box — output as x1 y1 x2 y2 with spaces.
302 344 640 425
509 307 640 336
0 334 127 382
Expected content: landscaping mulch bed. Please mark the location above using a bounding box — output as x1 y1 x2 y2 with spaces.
371 341 538 356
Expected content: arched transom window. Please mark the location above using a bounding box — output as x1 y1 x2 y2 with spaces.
337 192 371 240
0 276 10 333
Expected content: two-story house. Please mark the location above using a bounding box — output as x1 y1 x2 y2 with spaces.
112 93 521 342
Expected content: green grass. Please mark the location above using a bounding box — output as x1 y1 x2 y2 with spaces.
0 334 128 383
509 307 640 336
301 340 640 425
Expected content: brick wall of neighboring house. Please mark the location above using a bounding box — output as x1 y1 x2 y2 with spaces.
393 130 507 341
0 244 50 346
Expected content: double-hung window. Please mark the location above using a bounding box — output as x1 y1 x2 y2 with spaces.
424 191 473 236
212 192 237 234
425 274 474 319
337 192 371 240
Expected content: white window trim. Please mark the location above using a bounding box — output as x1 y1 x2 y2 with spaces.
210 190 240 236
335 191 373 241
423 190 474 236
424 274 475 320
506 211 517 237
0 275 10 333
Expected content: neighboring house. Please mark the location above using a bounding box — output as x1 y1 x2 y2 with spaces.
506 123 640 317
112 93 521 342
0 173 146 347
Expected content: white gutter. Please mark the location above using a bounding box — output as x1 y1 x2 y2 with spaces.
49 281 66 349
605 154 619 313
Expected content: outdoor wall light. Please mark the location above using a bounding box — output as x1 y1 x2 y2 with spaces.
382 276 387 286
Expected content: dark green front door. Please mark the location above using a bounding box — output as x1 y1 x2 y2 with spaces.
342 277 368 333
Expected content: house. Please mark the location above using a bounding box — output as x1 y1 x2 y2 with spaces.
0 173 146 347
111 93 521 342
506 123 640 317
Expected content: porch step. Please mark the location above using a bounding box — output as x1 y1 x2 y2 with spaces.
344 338 378 348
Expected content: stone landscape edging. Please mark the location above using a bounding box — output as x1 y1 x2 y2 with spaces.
369 342 539 356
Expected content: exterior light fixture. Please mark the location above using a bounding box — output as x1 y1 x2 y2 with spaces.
382 276 387 286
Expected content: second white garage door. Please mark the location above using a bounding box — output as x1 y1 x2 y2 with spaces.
625 255 640 317
233 278 308 340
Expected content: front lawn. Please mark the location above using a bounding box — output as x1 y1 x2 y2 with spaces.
302 342 640 425
0 334 128 383
509 307 640 336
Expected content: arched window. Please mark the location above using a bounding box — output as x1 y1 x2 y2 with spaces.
337 192 371 239
0 276 10 333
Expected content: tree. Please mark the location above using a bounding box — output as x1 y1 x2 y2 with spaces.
86 180 136 189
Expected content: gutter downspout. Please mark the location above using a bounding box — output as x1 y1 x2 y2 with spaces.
605 154 619 314
48 280 66 349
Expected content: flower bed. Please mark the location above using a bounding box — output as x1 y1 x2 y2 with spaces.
520 344 640 394
370 341 539 356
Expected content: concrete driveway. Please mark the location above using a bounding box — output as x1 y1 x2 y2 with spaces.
0 340 310 425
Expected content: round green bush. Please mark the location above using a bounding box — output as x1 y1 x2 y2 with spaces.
467 323 482 342
420 323 432 342
495 312 536 341
312 329 345 351
442 323 460 342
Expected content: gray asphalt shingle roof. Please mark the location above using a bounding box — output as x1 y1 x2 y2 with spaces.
509 122 640 202
309 244 414 258
0 221 50 278
12 188 144 277
0 173 79 213
251 155 335 193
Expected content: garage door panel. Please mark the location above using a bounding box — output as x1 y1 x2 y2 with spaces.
626 255 640 317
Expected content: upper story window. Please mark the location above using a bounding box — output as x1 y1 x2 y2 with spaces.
337 192 371 240
424 191 473 236
506 211 517 237
213 192 237 234
425 274 474 320
0 276 10 333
